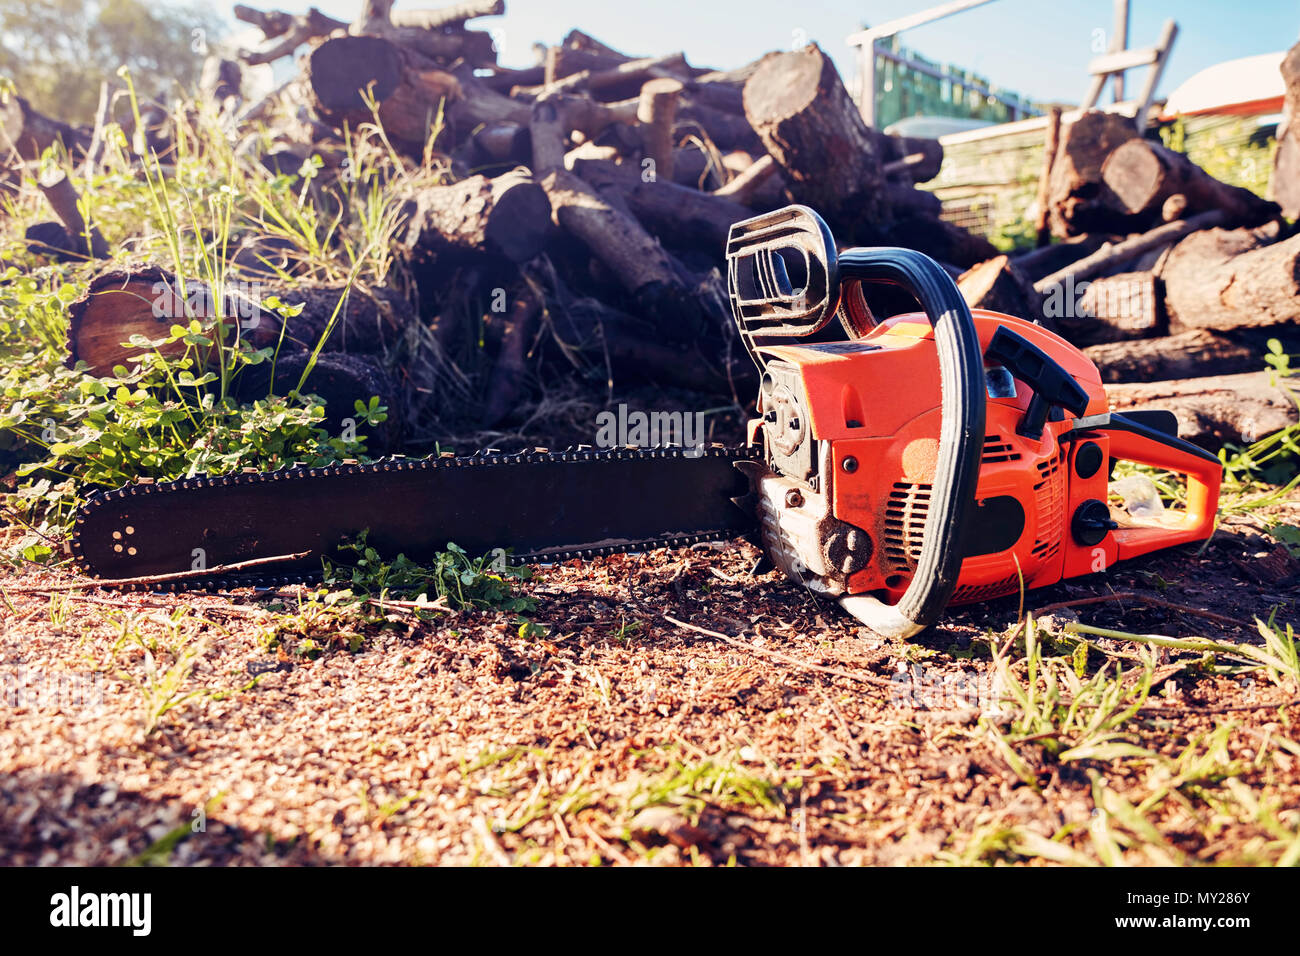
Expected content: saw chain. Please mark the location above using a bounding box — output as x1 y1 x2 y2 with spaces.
70 445 760 591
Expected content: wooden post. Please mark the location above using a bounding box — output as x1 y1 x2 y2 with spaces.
1033 107 1062 247
1110 0 1130 102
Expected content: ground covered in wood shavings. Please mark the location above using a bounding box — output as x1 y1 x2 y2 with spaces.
0 496 1298 867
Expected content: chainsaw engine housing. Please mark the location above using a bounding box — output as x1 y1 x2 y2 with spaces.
728 205 1222 635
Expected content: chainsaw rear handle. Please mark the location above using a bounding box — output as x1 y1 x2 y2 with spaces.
834 248 987 638
1066 413 1222 559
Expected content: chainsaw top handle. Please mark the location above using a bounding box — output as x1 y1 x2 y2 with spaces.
834 247 987 637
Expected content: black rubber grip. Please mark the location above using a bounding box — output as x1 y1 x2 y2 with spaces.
838 248 986 631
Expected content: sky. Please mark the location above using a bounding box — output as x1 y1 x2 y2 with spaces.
287 0 1300 105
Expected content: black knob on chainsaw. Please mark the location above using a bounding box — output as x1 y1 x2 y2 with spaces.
1071 499 1118 547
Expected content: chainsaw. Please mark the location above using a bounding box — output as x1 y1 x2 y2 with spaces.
71 205 1222 637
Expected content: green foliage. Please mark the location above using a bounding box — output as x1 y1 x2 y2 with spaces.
325 532 536 614
1219 341 1300 502
0 293 373 534
0 69 418 554
0 0 224 120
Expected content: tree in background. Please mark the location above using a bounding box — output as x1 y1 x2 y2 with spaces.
0 0 226 121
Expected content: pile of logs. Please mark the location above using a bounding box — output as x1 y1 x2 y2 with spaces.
13 3 1298 451
20 0 993 440
954 44 1300 448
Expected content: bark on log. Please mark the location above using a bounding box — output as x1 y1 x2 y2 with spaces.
37 169 108 259
236 350 401 451
65 267 407 376
24 222 81 262
637 78 684 182
1055 271 1162 343
235 5 348 65
885 216 997 271
536 54 691 101
1273 40 1300 220
1101 138 1279 226
1033 210 1227 293
482 286 543 425
1083 329 1259 383
713 154 778 203
539 169 700 337
1045 110 1138 237
573 157 751 252
957 255 1043 323
676 97 758 151
399 170 552 265
305 35 460 148
0 94 90 160
1012 234 1110 284
389 0 504 30
882 136 943 184
449 64 532 128
742 44 885 230
1105 371 1298 447
1160 227 1300 332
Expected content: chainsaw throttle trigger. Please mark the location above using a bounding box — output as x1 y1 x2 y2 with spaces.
985 326 1090 440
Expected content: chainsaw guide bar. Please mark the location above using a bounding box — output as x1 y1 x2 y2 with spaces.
71 445 760 591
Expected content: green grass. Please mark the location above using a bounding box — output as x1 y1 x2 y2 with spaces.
0 67 439 562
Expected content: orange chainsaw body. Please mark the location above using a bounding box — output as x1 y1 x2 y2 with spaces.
746 310 1222 607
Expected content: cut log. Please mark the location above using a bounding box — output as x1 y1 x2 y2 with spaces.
37 170 108 259
24 222 80 262
1083 330 1258 383
389 0 504 30
1054 271 1162 343
305 35 460 148
1105 371 1298 447
883 183 943 220
573 157 751 252
235 5 348 65
65 267 407 376
1160 227 1300 332
713 154 779 203
236 350 401 451
1274 40 1300 220
0 94 90 160
400 170 552 265
885 216 997 271
449 64 532 128
957 256 1043 324
1101 138 1279 226
882 136 943 184
482 286 543 426
1012 234 1110 284
469 120 530 166
676 97 758 151
539 169 700 338
637 78 684 182
1033 210 1227 293
742 44 885 231
537 54 691 101
1045 110 1138 237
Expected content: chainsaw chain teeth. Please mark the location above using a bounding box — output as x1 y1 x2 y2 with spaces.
70 444 759 592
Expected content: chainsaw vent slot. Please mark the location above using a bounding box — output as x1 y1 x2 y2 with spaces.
883 482 932 571
1030 453 1067 561
950 575 1020 605
981 435 1022 464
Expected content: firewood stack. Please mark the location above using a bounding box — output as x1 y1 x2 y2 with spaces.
953 42 1300 449
192 3 992 430
30 5 1299 450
